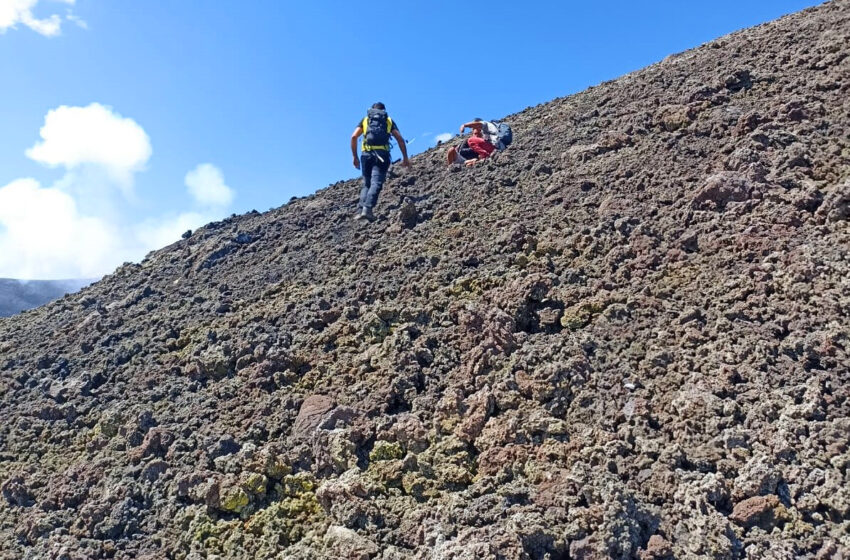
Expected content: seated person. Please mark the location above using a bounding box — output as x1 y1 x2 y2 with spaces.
446 120 496 166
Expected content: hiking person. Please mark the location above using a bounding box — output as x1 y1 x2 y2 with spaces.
446 118 512 166
350 102 410 221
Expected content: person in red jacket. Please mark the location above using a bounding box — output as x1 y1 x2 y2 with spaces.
446 119 497 167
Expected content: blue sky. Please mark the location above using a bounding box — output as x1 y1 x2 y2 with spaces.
0 0 823 279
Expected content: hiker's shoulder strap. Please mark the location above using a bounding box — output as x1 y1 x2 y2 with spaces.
386 116 393 133
361 116 369 133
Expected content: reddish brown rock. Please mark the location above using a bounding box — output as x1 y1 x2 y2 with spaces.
129 427 174 463
292 394 335 438
729 495 789 530
639 535 674 560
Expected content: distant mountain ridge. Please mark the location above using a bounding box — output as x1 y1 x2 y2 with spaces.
0 278 94 317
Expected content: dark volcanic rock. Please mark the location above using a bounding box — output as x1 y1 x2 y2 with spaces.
2 2 850 558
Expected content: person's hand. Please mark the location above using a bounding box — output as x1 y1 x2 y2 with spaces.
353 156 360 169
402 158 411 168
459 125 466 133
465 159 476 167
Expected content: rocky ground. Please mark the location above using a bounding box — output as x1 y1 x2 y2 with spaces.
2 1 849 559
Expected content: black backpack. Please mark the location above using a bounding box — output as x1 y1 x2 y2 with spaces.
364 108 391 147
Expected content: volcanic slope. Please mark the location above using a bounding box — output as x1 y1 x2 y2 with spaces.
2 2 850 559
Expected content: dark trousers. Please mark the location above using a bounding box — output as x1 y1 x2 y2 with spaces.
359 150 390 209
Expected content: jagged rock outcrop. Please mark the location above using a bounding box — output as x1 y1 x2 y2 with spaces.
1 2 849 558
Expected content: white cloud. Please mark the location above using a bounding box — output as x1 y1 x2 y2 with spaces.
0 174 232 279
135 212 209 250
26 103 152 186
66 12 85 29
0 178 120 279
0 105 236 279
434 133 453 144
185 163 234 207
0 0 77 36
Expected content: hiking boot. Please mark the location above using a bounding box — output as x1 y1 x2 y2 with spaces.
362 207 375 221
354 208 366 220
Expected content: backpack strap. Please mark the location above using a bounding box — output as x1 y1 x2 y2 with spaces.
361 114 392 152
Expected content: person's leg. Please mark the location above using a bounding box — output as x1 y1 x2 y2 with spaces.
468 136 495 159
457 140 476 161
447 146 458 165
358 153 374 210
365 153 390 210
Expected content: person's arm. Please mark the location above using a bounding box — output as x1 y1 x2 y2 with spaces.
459 121 482 134
350 126 363 169
391 129 411 167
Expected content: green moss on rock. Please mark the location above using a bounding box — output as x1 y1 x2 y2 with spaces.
560 299 607 330
244 472 268 497
328 433 358 472
401 472 431 500
261 454 292 480
368 459 406 489
219 486 250 513
369 441 404 462
279 472 317 497
244 474 325 547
